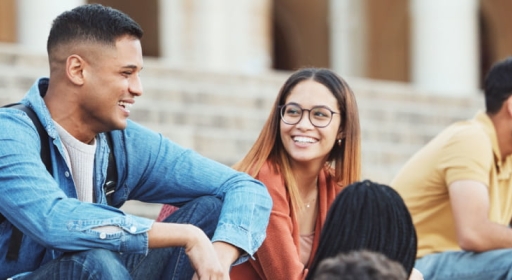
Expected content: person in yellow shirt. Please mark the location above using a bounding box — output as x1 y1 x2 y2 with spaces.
391 56 512 280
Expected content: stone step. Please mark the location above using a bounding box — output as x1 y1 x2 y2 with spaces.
0 45 485 218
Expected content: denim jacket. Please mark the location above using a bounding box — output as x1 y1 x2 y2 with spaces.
0 78 272 278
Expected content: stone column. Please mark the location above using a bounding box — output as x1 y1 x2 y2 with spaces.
159 0 272 74
0 0 16 42
410 0 479 95
17 0 85 53
329 0 367 77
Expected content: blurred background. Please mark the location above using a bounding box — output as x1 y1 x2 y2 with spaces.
1 0 508 218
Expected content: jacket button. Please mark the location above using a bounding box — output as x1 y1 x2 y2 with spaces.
99 232 107 239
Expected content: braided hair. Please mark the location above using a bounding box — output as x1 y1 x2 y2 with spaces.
306 180 417 278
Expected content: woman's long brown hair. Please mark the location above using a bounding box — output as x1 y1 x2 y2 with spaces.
233 68 361 212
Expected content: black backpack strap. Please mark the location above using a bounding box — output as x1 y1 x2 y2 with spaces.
1 103 51 262
6 228 23 261
104 132 118 206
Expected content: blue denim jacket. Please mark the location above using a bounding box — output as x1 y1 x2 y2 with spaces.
0 78 272 278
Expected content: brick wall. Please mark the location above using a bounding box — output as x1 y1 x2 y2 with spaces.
0 43 484 218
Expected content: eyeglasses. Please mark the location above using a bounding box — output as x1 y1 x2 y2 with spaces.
278 102 339 128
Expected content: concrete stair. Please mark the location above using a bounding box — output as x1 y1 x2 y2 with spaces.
0 43 483 218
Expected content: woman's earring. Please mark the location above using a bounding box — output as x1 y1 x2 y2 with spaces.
337 139 342 146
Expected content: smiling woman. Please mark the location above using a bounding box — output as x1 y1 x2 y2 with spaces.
158 68 358 276
227 68 361 280
224 68 419 280
156 67 419 279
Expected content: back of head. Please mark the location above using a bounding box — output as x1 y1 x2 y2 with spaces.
312 250 407 280
484 56 512 114
307 180 417 278
47 4 143 59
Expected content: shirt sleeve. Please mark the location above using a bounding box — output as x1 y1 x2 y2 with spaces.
0 110 154 254
114 121 273 259
438 126 493 187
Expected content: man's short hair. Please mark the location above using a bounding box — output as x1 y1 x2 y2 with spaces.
313 250 408 280
47 4 143 57
484 57 512 114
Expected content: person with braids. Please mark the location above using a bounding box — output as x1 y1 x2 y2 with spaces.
305 180 418 280
227 67 362 280
392 56 512 279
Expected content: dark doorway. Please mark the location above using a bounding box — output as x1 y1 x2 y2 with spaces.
272 0 330 71
90 0 160 57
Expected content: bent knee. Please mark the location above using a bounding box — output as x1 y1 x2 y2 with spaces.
65 249 129 278
68 249 122 269
195 196 223 212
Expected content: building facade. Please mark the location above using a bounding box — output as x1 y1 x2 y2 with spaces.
1 0 495 217
2 0 512 95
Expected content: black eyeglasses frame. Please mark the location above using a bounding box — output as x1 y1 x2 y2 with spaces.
278 103 340 128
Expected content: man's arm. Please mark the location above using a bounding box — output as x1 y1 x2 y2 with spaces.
449 179 512 251
120 121 272 260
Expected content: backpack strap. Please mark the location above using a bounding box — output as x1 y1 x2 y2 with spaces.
0 103 118 261
104 131 117 205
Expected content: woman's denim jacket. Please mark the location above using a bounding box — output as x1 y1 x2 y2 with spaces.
0 78 272 278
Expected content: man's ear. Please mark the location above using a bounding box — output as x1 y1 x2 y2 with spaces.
505 96 512 117
66 54 85 86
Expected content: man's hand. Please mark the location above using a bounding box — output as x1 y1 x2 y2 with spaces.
148 223 225 279
191 241 242 280
185 226 226 279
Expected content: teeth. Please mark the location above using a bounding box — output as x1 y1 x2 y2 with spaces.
293 136 316 143
118 101 133 112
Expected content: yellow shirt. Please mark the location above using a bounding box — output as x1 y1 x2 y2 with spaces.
391 111 512 258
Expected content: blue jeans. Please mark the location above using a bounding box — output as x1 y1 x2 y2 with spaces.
17 196 222 280
415 249 512 280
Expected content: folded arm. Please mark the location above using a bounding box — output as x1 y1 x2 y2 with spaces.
449 179 512 252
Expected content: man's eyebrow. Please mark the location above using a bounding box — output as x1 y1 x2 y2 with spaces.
121 64 142 70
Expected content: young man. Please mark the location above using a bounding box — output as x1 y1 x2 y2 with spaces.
391 57 512 279
0 4 272 280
